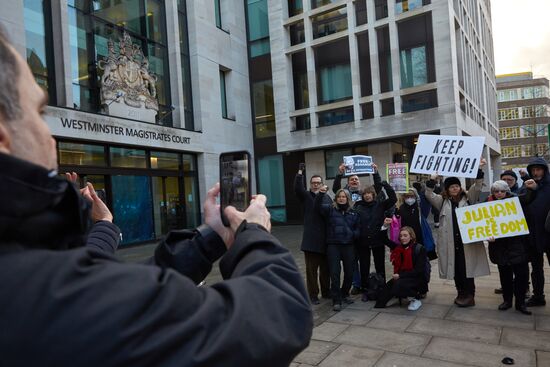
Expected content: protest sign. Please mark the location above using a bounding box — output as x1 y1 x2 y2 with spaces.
387 163 409 192
343 155 374 175
410 135 485 178
455 197 529 244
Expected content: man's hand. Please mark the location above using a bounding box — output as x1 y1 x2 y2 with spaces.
83 183 113 223
487 236 496 243
319 185 328 193
383 217 393 226
479 157 487 167
524 179 537 190
225 194 272 235
392 273 399 281
204 183 235 249
372 163 378 172
338 163 345 175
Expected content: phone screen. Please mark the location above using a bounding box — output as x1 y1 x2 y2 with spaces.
220 152 250 213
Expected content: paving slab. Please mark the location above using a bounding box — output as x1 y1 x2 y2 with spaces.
446 306 535 329
535 314 550 331
293 340 339 365
501 327 550 352
373 302 451 319
536 351 550 367
422 337 536 367
407 317 501 344
318 344 384 367
327 308 378 326
374 352 472 367
367 312 416 332
311 322 349 342
333 326 430 355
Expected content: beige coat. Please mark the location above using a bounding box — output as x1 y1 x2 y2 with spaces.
425 180 490 280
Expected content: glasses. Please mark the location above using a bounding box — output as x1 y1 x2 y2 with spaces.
311 181 322 185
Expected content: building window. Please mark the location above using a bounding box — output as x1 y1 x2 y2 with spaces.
258 155 287 222
220 70 228 119
311 0 338 9
361 102 374 119
395 0 431 14
401 89 437 112
178 0 194 130
355 0 368 26
312 7 348 39
288 0 304 16
252 79 276 138
292 51 309 109
538 144 549 157
398 13 435 89
536 105 548 117
318 107 354 127
523 145 533 157
499 127 520 140
68 0 171 124
498 108 519 121
498 89 518 102
377 26 393 93
381 98 395 116
247 0 270 57
325 147 353 179
357 32 373 97
375 0 388 20
501 146 521 158
294 114 311 131
522 106 534 119
214 0 223 29
23 0 55 103
315 38 352 104
58 142 107 166
522 87 534 99
289 21 305 45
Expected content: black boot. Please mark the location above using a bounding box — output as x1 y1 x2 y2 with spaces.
516 303 532 315
526 295 546 307
498 301 512 311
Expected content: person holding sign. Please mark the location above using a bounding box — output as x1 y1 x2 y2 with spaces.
333 163 364 203
424 159 489 307
486 180 537 315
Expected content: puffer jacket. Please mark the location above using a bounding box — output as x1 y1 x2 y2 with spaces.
524 157 550 252
315 193 360 245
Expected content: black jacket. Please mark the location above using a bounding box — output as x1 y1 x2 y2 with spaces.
525 157 550 252
354 180 396 247
294 174 331 254
0 153 312 367
397 203 423 245
315 193 360 245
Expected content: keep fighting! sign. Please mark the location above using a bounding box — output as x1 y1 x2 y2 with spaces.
410 135 485 178
455 197 529 244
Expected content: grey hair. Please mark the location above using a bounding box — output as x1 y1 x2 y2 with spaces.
0 25 21 121
491 180 510 194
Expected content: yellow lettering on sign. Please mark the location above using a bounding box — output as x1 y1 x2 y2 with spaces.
468 227 475 240
504 201 517 215
463 211 472 225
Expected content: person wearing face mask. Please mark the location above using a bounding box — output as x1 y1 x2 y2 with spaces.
486 179 537 315
315 187 360 311
374 227 427 311
424 159 489 307
354 176 397 302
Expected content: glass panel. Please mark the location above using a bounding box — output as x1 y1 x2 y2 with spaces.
24 0 50 94
361 102 374 119
92 0 142 36
357 32 372 96
355 0 368 26
83 175 106 192
258 155 287 222
288 0 303 16
325 148 352 179
398 14 434 89
182 154 195 171
377 26 393 92
112 175 154 245
289 21 305 45
375 0 388 20
215 0 222 28
247 0 269 41
523 87 534 99
319 65 352 104
184 176 199 228
381 98 395 116
292 51 309 109
255 121 276 138
311 0 337 8
145 0 166 43
178 11 194 130
395 0 430 14
58 142 106 166
150 151 180 170
252 80 275 131
249 38 270 57
312 7 348 39
110 147 147 168
294 115 311 130
400 46 427 88
220 70 228 118
401 89 437 112
152 176 183 237
318 107 354 127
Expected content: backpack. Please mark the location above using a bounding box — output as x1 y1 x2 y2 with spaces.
366 272 386 300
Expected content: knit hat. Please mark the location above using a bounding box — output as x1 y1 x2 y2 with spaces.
500 170 517 181
444 177 461 191
491 180 510 194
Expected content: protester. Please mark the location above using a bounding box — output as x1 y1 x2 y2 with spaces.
523 157 550 307
316 187 360 311
374 226 427 311
354 165 397 302
424 159 490 307
500 170 521 194
486 179 537 315
294 165 331 304
0 28 312 366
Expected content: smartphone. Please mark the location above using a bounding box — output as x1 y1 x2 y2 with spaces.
220 151 251 226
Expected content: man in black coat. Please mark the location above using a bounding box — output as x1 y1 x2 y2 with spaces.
0 28 312 367
524 157 550 306
295 165 331 304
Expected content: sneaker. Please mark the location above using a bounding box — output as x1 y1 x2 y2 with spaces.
434 222 440 228
333 303 342 312
408 298 422 311
343 297 354 305
310 297 320 305
526 295 546 307
350 287 361 295
361 292 368 302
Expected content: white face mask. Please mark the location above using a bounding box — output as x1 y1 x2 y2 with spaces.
405 198 416 206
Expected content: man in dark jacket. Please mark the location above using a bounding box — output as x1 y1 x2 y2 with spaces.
501 170 521 194
0 28 312 366
524 157 550 306
295 165 331 304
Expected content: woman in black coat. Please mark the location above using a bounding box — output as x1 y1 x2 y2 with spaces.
316 187 360 312
486 179 537 315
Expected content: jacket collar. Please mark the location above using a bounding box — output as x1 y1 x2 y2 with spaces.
0 153 91 249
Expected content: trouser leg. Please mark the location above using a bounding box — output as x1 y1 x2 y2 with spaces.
372 245 386 280
513 262 529 307
356 246 371 290
498 264 514 303
327 245 343 304
341 245 356 298
318 254 331 298
529 246 545 298
304 251 320 299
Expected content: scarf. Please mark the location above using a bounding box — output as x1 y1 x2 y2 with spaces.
391 244 414 274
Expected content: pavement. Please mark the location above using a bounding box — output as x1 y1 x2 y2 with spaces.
118 225 550 367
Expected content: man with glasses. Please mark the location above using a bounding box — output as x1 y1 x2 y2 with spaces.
295 164 331 304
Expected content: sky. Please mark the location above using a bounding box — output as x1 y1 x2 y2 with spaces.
492 0 550 78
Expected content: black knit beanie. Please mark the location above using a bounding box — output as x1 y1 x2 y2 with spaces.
444 177 461 191
500 170 517 181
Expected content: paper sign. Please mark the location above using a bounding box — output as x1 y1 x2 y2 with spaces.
410 135 485 178
387 163 409 193
455 197 529 244
343 155 374 175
